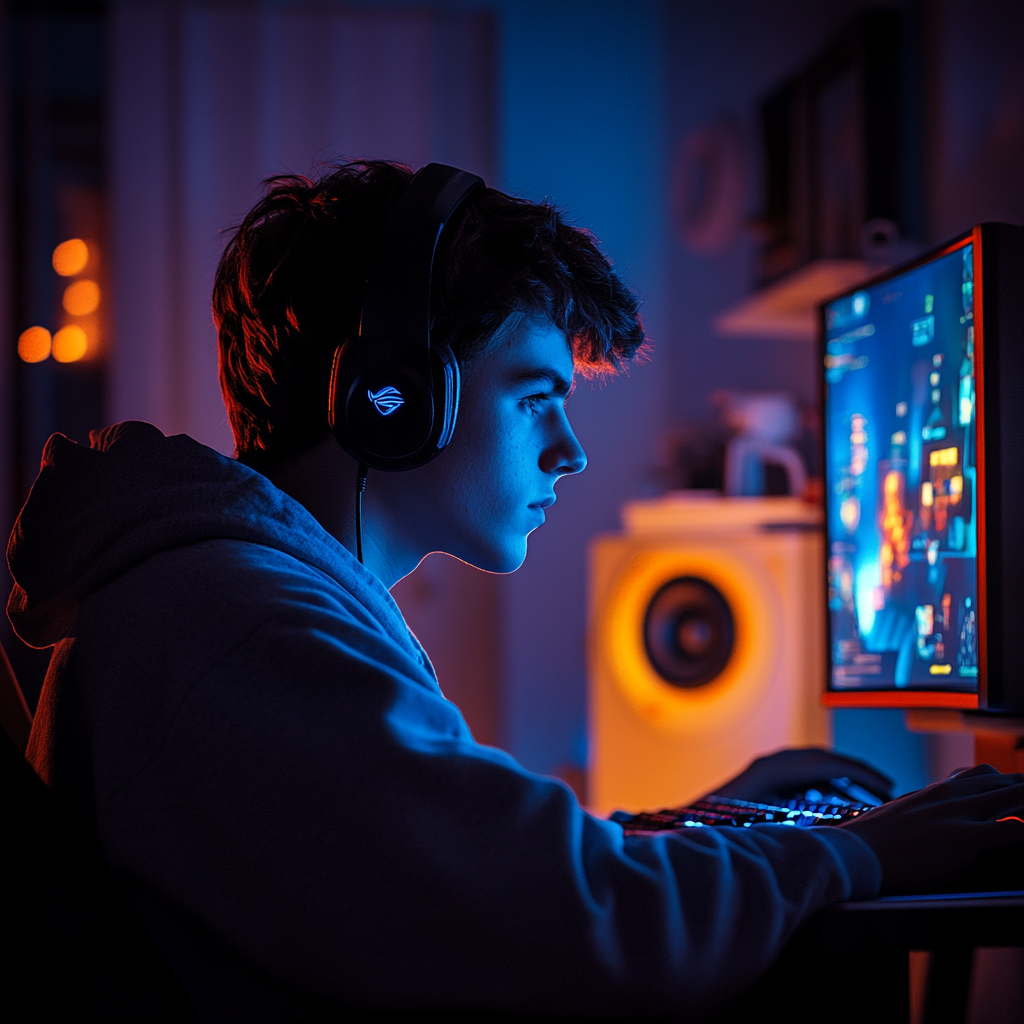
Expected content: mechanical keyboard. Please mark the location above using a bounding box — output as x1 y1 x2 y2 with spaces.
616 795 874 835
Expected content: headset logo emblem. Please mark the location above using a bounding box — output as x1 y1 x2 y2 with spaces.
368 386 405 417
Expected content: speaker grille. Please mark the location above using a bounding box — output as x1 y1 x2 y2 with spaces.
643 576 735 687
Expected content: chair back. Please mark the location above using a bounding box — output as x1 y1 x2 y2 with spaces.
0 641 31 752
0 640 194 1019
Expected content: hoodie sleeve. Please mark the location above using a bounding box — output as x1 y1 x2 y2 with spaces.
61 543 880 1019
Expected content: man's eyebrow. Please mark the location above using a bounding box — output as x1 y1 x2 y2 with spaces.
510 367 575 396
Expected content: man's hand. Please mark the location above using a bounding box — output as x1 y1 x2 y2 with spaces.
712 747 894 804
840 764 1024 893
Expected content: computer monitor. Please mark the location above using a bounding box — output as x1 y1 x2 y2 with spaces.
821 223 1024 714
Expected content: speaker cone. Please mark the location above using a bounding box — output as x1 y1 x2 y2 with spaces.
643 576 735 687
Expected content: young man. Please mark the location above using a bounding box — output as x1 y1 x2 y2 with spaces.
11 161 1023 1021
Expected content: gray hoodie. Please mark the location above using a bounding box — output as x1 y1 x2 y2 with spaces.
9 421 880 1021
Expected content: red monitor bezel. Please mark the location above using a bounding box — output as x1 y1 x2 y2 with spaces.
820 228 981 710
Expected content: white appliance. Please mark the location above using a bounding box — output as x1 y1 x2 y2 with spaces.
588 494 829 816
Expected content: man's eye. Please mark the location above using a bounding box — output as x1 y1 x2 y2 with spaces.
522 394 545 411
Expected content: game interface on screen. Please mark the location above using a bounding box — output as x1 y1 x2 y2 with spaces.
824 241 978 694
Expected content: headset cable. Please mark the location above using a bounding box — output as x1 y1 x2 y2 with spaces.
355 464 368 564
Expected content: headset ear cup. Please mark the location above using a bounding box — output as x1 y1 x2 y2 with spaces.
330 339 459 471
431 343 460 452
327 342 347 436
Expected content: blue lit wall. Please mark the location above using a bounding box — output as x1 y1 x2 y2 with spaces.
491 0 938 794
490 0 941 790
494 0 668 776
661 0 934 795
658 0 1023 795
493 0 937 788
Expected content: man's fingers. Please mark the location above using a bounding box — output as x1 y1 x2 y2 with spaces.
872 774 1024 820
935 782 1024 818
886 771 1020 809
950 763 1004 780
937 771 1024 799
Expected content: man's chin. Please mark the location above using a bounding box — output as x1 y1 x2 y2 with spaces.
452 537 527 575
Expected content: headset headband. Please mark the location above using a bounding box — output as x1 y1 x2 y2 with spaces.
360 164 485 353
329 163 485 471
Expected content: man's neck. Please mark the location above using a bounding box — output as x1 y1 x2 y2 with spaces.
266 436 420 588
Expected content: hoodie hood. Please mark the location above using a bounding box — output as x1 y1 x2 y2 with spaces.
8 421 398 649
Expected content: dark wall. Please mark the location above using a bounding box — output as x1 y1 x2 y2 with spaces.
663 0 912 424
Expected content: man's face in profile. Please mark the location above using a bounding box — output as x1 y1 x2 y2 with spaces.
396 321 588 574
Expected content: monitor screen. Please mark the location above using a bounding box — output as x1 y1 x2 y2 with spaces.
823 238 978 696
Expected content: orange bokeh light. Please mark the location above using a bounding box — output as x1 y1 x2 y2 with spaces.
62 279 101 316
52 325 88 363
18 326 52 363
52 238 89 277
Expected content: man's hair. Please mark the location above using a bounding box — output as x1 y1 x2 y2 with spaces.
213 160 646 470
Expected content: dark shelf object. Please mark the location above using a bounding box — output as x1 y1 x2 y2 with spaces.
754 10 924 287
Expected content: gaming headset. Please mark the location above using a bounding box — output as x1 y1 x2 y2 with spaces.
327 162 485 560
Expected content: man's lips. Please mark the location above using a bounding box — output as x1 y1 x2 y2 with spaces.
529 497 556 510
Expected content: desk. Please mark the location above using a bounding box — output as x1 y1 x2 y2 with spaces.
812 890 1024 950
719 892 1024 1024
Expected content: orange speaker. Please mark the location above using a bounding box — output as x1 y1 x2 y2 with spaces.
588 495 829 816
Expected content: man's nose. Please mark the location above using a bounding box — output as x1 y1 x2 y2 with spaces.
542 417 587 477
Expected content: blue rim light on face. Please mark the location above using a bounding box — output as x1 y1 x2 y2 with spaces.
368 386 405 416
